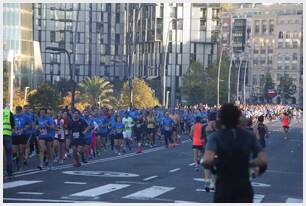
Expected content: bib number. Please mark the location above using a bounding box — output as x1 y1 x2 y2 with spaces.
73 132 80 139
41 128 47 135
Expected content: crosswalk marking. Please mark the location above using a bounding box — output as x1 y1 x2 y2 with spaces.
4 180 43 189
169 168 181 173
253 194 265 203
189 163 196 166
286 198 303 203
70 184 130 197
143 176 158 181
64 182 87 185
17 192 44 195
123 186 175 200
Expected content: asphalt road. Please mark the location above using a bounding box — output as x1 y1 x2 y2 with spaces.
3 119 303 203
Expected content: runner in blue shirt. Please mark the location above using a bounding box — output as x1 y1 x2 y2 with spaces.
113 115 124 155
37 108 56 170
23 105 36 162
162 112 175 148
12 106 30 171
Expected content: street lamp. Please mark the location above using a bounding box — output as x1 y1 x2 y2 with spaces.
8 55 21 111
228 53 234 103
24 86 30 103
45 46 75 107
163 18 176 108
236 55 244 102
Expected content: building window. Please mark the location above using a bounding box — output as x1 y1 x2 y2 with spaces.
278 42 283 48
285 65 290 70
277 73 282 81
77 32 81 43
116 13 120 24
292 41 298 48
50 31 55 42
255 20 260 34
292 53 298 60
277 65 282 70
170 7 176 18
267 56 272 65
177 19 183 30
172 21 177 30
168 42 172 53
277 54 283 61
278 31 283 39
269 19 274 34
285 32 290 39
260 57 265 65
262 20 267 34
285 41 291 48
292 64 298 70
253 59 258 65
60 31 65 41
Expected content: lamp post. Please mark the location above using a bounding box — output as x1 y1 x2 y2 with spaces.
217 47 224 106
243 60 248 105
46 47 74 107
24 86 30 103
163 18 176 108
9 55 21 111
227 53 234 103
236 55 244 102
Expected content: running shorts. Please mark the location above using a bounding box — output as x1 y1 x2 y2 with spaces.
123 130 132 139
71 137 86 146
283 126 289 129
114 133 123 139
146 128 154 134
12 135 28 145
192 145 204 152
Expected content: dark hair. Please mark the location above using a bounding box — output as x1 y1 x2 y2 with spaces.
208 111 217 121
246 117 253 127
219 103 241 128
16 106 23 112
195 116 201 123
258 115 264 123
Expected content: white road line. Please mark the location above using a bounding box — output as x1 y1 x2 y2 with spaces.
3 197 107 203
286 198 303 203
64 181 87 185
189 163 196 166
253 194 265 203
17 192 44 195
123 186 175 200
4 180 43 189
143 176 158 181
174 200 197 203
169 168 181 173
7 142 174 178
193 178 205 182
70 184 130 197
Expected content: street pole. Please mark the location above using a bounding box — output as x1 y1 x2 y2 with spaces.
236 56 243 102
166 91 170 109
227 53 233 103
163 19 174 107
217 47 223 106
24 86 30 103
71 3 81 109
243 60 248 105
9 58 15 111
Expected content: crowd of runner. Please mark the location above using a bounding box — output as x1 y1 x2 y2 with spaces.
3 103 303 177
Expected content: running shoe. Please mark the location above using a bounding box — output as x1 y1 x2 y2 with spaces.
37 165 43 170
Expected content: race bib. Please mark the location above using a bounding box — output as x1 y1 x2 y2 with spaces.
16 129 23 136
41 128 47 135
73 132 80 139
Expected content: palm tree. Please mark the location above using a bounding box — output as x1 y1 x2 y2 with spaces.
78 76 115 108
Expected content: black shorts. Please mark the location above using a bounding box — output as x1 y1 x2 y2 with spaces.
97 133 108 138
12 135 28 145
283 126 289 129
71 138 86 146
55 138 65 143
192 145 204 152
114 133 123 140
38 137 54 142
147 128 154 134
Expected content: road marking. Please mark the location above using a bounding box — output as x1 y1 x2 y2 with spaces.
3 197 108 203
251 182 271 187
189 163 196 166
169 168 181 173
266 170 300 175
64 182 87 185
193 178 205 182
174 200 197 203
196 189 214 193
116 181 148 185
253 194 265 203
6 142 177 178
17 192 44 195
143 176 158 181
286 198 303 203
182 139 191 143
70 184 130 197
123 186 175 200
63 170 139 177
4 180 43 189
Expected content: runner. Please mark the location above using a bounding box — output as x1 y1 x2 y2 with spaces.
145 111 155 148
190 116 204 171
162 112 175 148
134 113 144 153
62 111 71 160
54 111 65 164
281 112 290 139
122 112 134 152
113 115 124 155
68 110 90 167
12 106 31 171
36 108 56 170
254 115 269 148
22 105 35 163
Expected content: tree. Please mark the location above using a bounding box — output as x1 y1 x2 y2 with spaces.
53 78 74 98
182 56 237 106
119 78 160 109
28 83 62 110
78 76 115 109
277 75 297 104
263 73 275 103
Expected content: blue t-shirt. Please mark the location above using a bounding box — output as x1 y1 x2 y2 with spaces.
97 116 109 134
115 122 124 134
13 114 27 137
162 117 174 131
84 117 96 140
37 116 55 139
23 112 34 136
